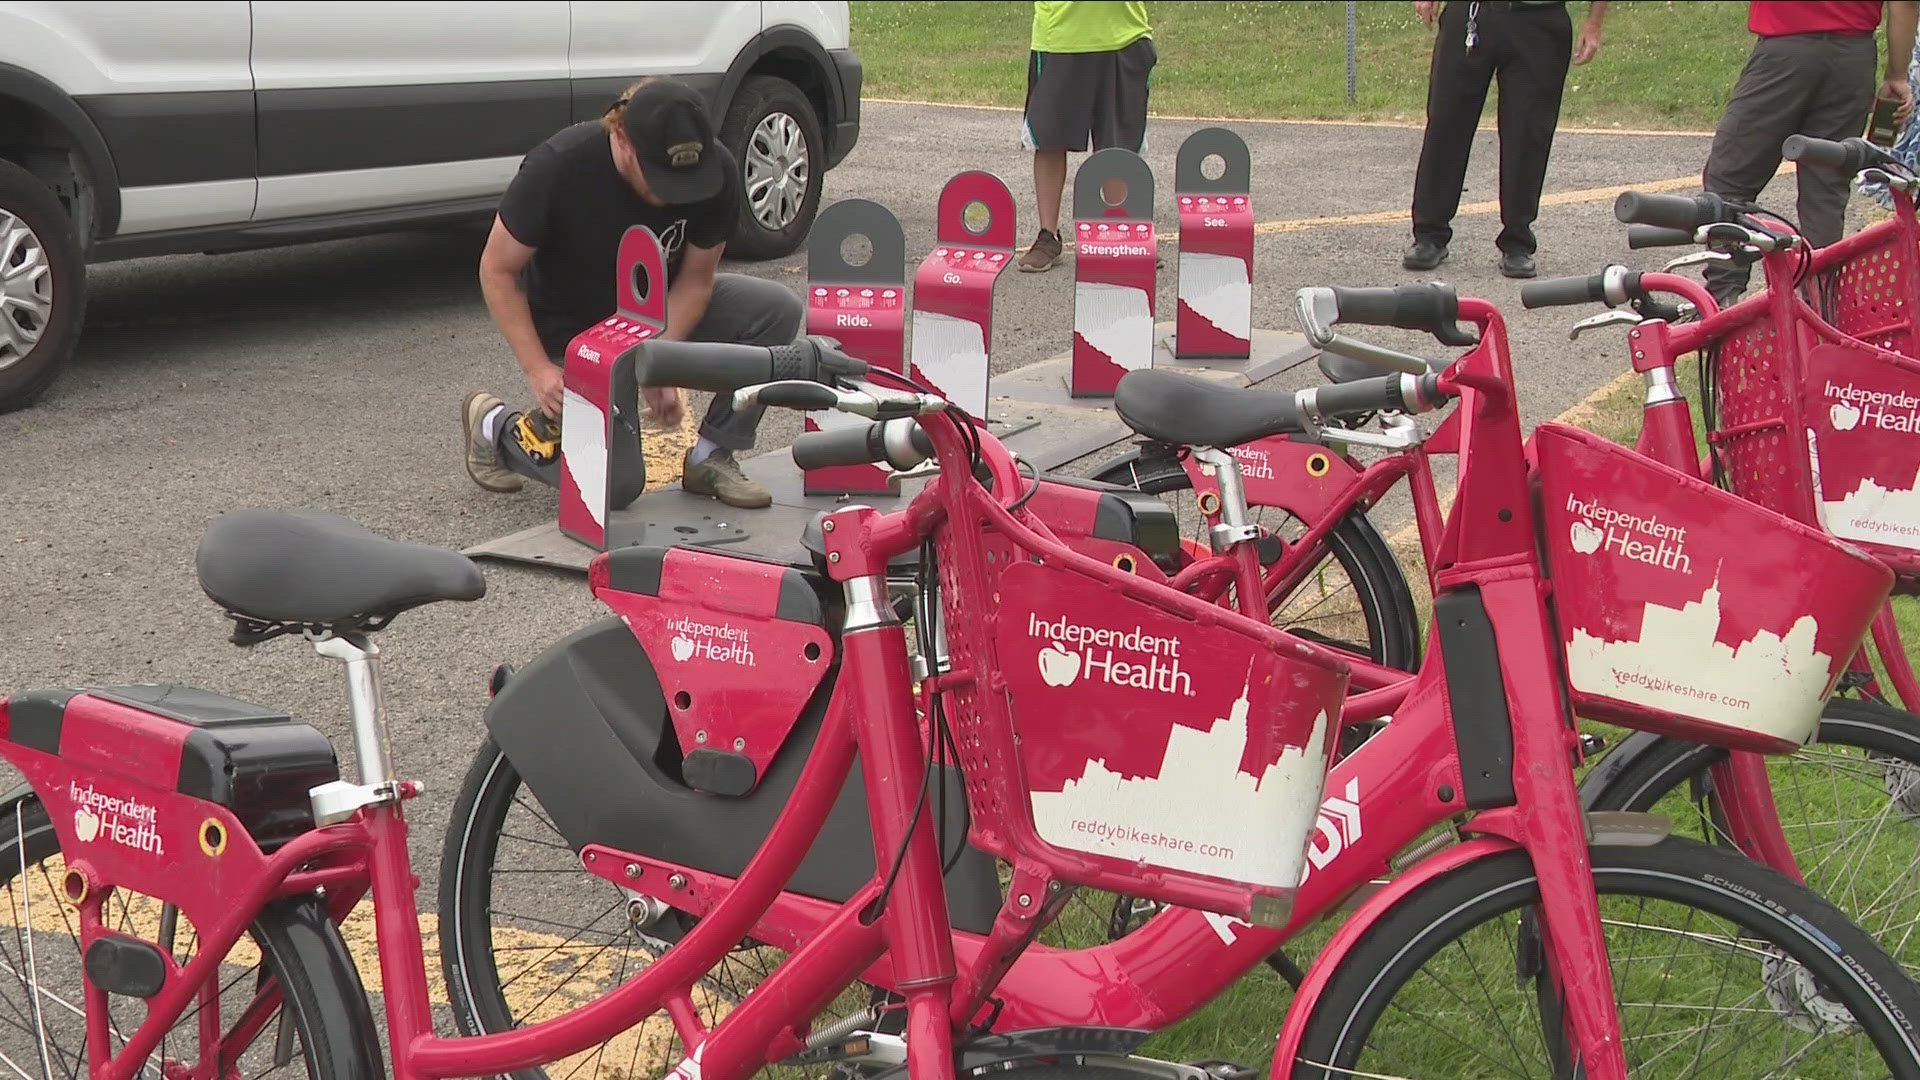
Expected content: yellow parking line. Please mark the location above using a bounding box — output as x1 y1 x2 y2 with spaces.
1166 166 1795 244
863 96 1718 137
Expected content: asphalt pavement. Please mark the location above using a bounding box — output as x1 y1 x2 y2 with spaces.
0 101 1728 928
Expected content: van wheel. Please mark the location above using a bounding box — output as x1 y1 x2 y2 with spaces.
720 75 824 260
0 158 84 412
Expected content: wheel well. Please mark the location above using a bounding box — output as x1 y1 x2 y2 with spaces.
748 49 831 141
0 94 93 239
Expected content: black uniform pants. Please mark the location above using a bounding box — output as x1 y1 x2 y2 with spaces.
1411 0 1574 255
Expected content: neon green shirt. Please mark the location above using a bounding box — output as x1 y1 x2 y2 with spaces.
1031 1 1152 54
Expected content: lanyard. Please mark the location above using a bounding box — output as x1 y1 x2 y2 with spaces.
1465 0 1481 51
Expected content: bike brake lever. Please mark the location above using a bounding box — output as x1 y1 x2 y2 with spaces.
1321 332 1434 376
732 380 946 419
1567 309 1645 341
1859 167 1920 195
1661 250 1737 272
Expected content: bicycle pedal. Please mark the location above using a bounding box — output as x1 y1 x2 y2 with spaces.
1186 1060 1257 1080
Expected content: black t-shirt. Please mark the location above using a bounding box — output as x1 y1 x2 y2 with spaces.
497 121 739 357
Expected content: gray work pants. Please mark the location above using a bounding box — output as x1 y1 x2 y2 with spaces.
497 272 804 490
1702 32 1878 304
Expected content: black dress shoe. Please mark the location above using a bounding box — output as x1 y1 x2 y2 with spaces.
1403 239 1449 271
1499 250 1538 279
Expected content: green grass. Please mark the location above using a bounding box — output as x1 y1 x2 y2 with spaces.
853 0 1767 129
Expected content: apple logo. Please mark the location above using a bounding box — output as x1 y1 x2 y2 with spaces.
1037 644 1082 687
670 635 696 662
72 808 99 844
1569 520 1603 555
1830 402 1862 431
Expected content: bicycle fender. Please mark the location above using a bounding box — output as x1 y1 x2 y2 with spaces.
1272 836 1517 1075
1574 729 1670 811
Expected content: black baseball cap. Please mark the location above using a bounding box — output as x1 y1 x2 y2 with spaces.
620 80 726 204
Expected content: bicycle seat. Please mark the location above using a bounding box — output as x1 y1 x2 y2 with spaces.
197 510 485 634
1114 369 1305 448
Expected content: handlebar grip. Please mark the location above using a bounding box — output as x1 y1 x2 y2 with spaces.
1326 284 1478 346
1783 133 1893 173
1782 134 1851 168
638 337 868 392
792 422 886 469
638 340 782 391
1311 372 1446 420
1627 225 1697 249
790 418 933 470
1520 273 1608 309
1614 190 1735 230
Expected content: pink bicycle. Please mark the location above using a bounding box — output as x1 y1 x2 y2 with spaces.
1061 176 1920 1002
397 307 1920 1079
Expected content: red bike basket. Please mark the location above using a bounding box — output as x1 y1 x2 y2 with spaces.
1710 299 1920 585
1827 225 1919 359
933 519 1348 909
1534 423 1891 753
1800 342 1920 581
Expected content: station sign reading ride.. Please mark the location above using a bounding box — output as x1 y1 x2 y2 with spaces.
804 199 909 495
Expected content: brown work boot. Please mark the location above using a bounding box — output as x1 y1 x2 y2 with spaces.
681 448 771 509
1018 228 1063 273
462 391 523 493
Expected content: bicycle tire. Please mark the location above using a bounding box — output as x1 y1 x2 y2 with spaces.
1093 450 1422 671
1289 837 1920 1078
439 739 879 1080
0 792 380 1080
1583 696 1920 980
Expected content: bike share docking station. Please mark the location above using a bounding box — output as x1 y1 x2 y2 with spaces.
1004 130 1303 411
467 135 1317 573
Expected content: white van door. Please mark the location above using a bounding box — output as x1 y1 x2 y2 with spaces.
0 1 258 233
249 0 571 221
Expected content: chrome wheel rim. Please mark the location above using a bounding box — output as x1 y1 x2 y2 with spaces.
744 111 809 232
0 207 52 373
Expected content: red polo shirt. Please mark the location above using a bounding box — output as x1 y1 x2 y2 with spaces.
1750 1 1885 37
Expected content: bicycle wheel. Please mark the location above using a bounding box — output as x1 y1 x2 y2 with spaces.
1093 451 1421 670
1584 697 1920 981
440 740 876 1080
0 790 379 1080
1290 837 1920 1078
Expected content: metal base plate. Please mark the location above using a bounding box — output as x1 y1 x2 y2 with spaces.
466 325 1317 573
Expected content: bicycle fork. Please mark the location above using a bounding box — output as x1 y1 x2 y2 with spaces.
1449 572 1631 1079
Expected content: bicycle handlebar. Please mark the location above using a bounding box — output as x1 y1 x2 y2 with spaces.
1320 284 1481 346
1308 372 1447 420
1627 225 1698 249
1783 134 1896 173
1614 190 1737 231
1521 272 1613 308
636 337 868 392
790 418 935 471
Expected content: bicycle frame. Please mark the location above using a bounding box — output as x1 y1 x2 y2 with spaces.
5 295 1671 1080
556 299 1638 1075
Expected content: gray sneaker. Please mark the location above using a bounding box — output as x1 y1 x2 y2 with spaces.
462 391 523 493
1018 229 1063 273
681 447 771 508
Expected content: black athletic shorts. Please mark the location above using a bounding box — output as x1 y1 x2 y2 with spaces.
1021 36 1157 153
